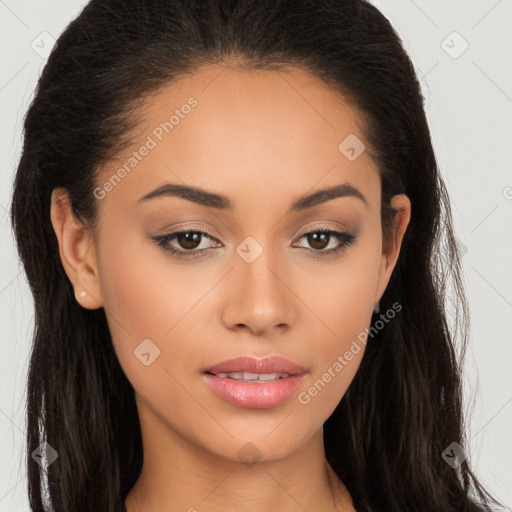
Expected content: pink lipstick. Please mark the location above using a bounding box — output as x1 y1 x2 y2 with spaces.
202 355 308 409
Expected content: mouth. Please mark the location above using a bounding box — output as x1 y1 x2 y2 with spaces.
202 355 308 409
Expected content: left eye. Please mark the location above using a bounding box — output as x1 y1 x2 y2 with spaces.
293 229 357 253
152 228 357 259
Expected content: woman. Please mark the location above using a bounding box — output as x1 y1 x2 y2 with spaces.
10 0 503 510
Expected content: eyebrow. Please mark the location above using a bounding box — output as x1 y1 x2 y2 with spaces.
136 182 368 211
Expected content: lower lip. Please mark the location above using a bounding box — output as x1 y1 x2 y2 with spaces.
203 372 307 409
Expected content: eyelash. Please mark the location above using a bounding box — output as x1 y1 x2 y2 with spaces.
151 226 358 260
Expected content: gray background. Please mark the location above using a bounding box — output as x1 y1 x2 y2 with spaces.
1 0 511 510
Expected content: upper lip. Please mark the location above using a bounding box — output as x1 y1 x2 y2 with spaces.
204 356 307 375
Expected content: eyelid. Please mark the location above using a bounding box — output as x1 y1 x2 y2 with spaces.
296 221 350 236
155 221 349 241
155 222 219 239
292 222 357 251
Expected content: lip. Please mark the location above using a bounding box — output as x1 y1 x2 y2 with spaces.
202 356 308 409
204 355 307 375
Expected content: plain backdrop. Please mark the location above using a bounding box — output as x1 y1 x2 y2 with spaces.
1 1 511 510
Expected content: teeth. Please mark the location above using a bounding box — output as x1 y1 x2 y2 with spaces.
257 372 288 381
215 371 290 381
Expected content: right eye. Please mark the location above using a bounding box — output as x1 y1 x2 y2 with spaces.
151 229 222 259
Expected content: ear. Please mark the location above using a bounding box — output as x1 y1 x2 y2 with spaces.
50 187 103 309
374 194 411 305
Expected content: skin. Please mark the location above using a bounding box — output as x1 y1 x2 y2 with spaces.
50 64 411 512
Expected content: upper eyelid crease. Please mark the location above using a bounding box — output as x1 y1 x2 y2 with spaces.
136 182 368 211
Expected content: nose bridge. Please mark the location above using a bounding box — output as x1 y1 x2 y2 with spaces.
240 242 280 293
223 232 294 333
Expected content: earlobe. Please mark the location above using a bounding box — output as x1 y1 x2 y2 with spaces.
50 187 103 310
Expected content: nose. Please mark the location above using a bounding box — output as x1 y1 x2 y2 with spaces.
220 244 297 337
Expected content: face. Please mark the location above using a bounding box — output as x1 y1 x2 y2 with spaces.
51 64 410 464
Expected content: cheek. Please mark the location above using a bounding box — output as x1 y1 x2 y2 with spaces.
296 237 381 407
95 222 219 388
300 237 381 345
97 218 203 338
96 234 207 436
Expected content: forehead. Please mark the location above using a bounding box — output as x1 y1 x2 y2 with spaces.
95 64 379 214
